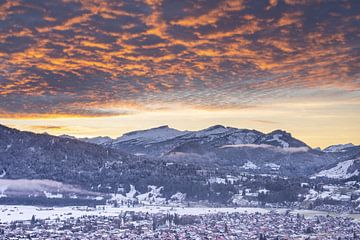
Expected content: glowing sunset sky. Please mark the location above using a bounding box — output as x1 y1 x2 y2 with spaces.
0 0 359 148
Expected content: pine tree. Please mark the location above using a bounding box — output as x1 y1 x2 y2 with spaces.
30 215 36 225
152 217 157 231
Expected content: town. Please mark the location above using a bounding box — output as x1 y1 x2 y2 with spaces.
1 210 359 239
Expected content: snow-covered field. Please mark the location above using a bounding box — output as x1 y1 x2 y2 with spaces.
1 205 359 223
313 158 359 179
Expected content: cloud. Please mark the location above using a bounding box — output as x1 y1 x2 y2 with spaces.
252 120 278 125
0 179 98 196
29 125 68 131
220 144 310 153
0 0 359 117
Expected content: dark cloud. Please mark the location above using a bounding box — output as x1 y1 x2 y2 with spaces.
29 125 67 131
252 120 278 125
0 36 34 53
0 0 359 117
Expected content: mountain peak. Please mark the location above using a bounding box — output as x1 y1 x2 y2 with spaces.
59 134 77 139
323 143 355 153
255 129 307 148
114 125 186 144
123 125 176 136
187 125 232 138
204 125 226 131
151 125 170 130
268 129 291 136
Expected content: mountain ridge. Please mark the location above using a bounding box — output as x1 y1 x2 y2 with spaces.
55 125 349 151
1 123 359 207
2 123 359 177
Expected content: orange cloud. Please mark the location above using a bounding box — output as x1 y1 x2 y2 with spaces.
0 0 358 118
171 0 244 28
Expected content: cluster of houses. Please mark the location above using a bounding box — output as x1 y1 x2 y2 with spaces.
1 210 359 239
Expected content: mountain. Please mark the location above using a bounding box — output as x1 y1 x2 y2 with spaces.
312 157 360 179
1 123 359 207
113 125 187 145
89 125 309 157
56 124 360 178
59 135 113 145
0 124 129 188
79 136 113 145
66 125 308 155
323 143 355 153
254 130 309 148
110 125 264 157
0 124 237 202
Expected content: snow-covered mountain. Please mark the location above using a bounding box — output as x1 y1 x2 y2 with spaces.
1 123 359 181
110 125 264 156
113 125 188 145
57 125 360 178
65 125 310 155
312 156 360 179
254 130 309 148
323 143 355 153
69 126 358 165
0 124 136 189
59 135 113 145
1 123 359 207
90 126 309 155
80 136 113 145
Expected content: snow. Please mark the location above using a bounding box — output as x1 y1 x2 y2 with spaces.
226 175 240 184
190 125 229 138
304 185 353 202
265 163 280 170
170 192 186 202
82 136 113 145
0 205 269 223
305 188 335 201
305 189 319 201
231 195 251 206
134 153 146 156
126 185 138 199
345 181 357 186
301 183 309 188
5 144 11 151
313 159 359 179
258 189 269 194
109 186 184 205
114 126 186 144
137 186 166 205
0 170 6 178
323 143 355 153
241 161 259 170
43 191 63 199
266 133 289 148
109 193 129 203
231 132 261 145
1 204 359 223
209 177 226 184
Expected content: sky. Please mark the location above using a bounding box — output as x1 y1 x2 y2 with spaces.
0 0 359 148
